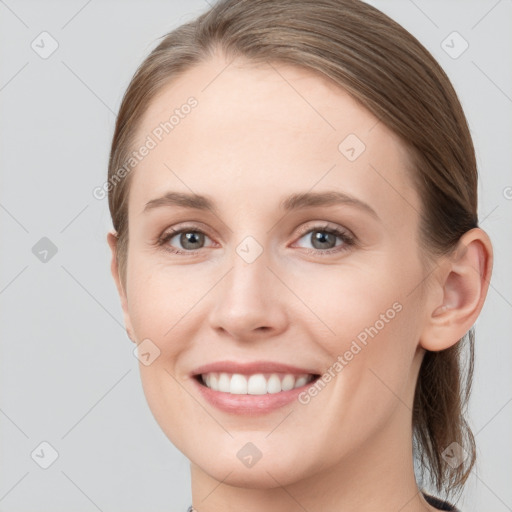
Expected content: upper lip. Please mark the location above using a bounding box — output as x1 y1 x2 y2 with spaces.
191 360 320 377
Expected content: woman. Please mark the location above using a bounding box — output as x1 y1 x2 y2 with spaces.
106 0 493 510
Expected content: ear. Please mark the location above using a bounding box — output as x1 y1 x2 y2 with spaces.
107 231 137 344
420 227 493 351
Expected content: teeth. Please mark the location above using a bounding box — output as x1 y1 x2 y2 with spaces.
295 376 307 387
247 374 267 395
200 372 315 395
230 374 247 394
267 374 281 394
281 374 295 391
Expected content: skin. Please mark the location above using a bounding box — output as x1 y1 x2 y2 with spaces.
107 50 493 512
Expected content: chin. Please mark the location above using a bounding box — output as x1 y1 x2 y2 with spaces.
202 460 306 490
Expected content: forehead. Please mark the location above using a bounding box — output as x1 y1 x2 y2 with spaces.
128 53 420 224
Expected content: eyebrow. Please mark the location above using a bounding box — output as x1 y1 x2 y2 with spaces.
142 190 379 220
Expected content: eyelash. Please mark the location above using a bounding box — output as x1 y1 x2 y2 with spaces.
155 222 356 257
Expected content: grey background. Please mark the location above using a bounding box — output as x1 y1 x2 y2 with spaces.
0 1 511 511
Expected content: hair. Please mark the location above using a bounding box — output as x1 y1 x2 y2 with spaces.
107 0 479 500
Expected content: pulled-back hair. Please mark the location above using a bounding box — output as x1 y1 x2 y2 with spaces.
107 0 479 499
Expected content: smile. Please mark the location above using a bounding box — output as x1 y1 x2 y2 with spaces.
192 372 321 415
198 372 316 395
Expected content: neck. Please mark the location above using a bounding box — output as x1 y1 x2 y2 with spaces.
189 403 438 512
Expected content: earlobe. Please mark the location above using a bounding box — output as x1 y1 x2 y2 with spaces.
107 231 137 344
420 228 493 351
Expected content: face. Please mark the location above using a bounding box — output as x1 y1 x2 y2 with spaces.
113 52 432 488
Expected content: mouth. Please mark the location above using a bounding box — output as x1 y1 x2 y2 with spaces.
189 360 322 414
193 371 321 395
192 371 322 415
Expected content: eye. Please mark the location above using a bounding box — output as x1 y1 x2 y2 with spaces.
157 226 215 254
155 222 356 256
293 223 355 255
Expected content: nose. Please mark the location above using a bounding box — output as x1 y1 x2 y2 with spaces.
207 244 288 341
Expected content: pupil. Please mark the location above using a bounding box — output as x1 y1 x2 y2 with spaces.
313 231 335 249
181 232 203 249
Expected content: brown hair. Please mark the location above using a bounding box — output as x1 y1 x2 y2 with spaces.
108 0 478 499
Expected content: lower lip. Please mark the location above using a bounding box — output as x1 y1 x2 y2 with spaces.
192 375 318 415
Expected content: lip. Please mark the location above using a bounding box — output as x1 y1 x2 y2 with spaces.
191 373 319 415
190 360 321 415
190 360 319 377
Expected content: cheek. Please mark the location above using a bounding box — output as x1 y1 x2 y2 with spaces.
295 307 422 466
125 252 202 348
293 256 424 418
288 258 415 354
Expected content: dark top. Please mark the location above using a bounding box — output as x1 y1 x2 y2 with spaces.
187 492 459 511
423 492 460 511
